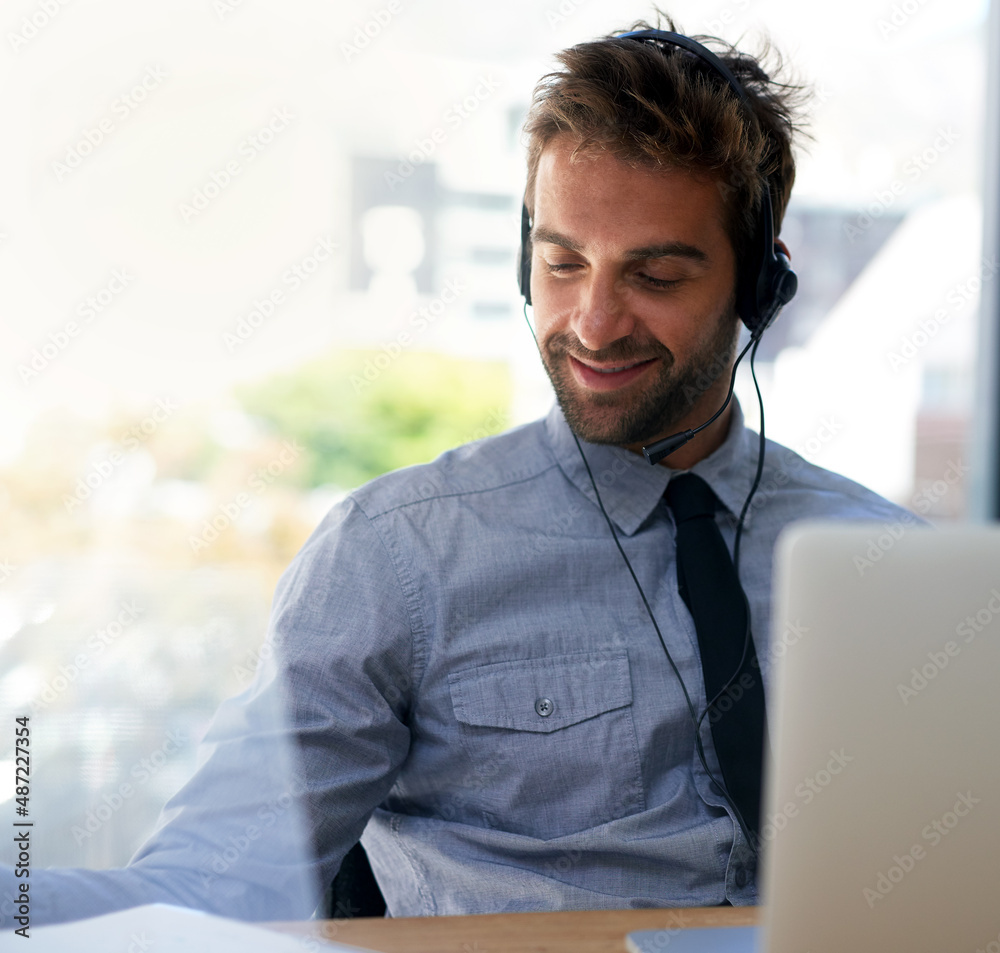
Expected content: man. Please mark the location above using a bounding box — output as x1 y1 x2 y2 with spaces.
2 16 913 927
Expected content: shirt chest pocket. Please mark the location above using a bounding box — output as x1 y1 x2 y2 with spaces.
447 649 645 840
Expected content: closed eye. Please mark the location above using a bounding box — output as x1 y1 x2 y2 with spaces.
543 261 683 288
546 262 581 273
637 272 681 289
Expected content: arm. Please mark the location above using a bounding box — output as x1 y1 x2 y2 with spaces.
1 497 414 928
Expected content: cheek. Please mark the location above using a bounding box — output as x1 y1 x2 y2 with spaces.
530 282 575 334
638 296 733 357
632 300 701 346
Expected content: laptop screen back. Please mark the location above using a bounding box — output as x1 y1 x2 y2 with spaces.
761 523 1000 953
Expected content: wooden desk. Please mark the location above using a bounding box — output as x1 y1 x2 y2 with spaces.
271 905 758 953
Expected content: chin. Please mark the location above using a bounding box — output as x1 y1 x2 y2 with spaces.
545 344 733 448
555 391 676 447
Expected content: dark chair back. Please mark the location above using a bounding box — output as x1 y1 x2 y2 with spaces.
325 841 387 918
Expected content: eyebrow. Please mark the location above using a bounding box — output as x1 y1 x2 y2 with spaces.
530 226 710 264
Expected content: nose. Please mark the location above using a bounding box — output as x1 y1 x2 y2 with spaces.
569 268 636 352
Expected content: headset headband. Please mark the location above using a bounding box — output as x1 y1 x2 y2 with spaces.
519 27 797 338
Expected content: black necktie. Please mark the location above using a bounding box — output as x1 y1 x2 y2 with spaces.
665 472 767 843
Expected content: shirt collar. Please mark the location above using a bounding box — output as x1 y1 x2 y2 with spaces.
544 398 756 536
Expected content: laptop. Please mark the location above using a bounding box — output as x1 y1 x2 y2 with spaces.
628 522 1000 953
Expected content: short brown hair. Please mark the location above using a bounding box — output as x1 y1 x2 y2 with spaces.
522 13 807 271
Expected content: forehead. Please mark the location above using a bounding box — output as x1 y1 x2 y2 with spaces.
532 135 731 252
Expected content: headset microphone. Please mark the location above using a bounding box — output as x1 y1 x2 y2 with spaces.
518 27 800 856
640 229 797 465
623 30 799 466
641 334 750 466
518 30 798 467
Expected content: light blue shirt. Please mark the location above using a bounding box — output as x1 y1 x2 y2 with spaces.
1 401 916 928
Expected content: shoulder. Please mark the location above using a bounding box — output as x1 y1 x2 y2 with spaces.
271 417 563 649
752 436 921 526
346 417 560 520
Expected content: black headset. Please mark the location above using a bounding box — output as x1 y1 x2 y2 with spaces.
518 28 798 340
518 29 797 857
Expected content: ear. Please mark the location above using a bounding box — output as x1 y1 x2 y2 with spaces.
775 238 791 261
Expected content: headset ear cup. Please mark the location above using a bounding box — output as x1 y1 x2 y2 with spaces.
755 247 798 337
519 204 532 305
735 213 767 336
739 183 798 338
771 252 798 309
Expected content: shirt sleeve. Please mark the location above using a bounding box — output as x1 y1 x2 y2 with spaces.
1 497 415 929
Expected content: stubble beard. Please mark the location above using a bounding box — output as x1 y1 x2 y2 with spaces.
540 303 740 446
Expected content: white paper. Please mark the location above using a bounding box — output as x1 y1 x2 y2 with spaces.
21 903 376 953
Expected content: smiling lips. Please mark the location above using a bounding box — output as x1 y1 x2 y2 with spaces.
569 355 659 391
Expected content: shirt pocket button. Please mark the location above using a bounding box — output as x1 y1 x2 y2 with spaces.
534 697 554 717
